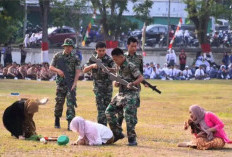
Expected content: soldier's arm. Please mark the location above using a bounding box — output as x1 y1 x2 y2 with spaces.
83 64 97 73
71 58 82 90
49 65 64 77
107 59 116 73
71 69 81 90
49 54 64 77
83 58 97 73
131 64 144 85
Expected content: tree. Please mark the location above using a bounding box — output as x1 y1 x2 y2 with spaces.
39 0 50 63
133 0 153 51
0 0 23 44
91 0 137 40
50 0 88 44
184 0 229 53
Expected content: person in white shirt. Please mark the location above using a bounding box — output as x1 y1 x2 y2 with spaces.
150 66 160 79
156 64 161 74
183 65 193 80
184 30 190 46
195 56 203 69
70 116 114 146
143 63 152 79
166 50 170 65
195 65 205 80
167 65 179 80
24 34 30 48
168 49 177 67
29 33 37 47
160 63 169 80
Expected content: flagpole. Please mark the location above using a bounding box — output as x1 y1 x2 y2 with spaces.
167 0 171 47
82 9 96 47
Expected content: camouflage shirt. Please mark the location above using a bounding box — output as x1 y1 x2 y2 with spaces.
125 52 143 73
85 52 114 82
51 51 81 85
117 59 141 93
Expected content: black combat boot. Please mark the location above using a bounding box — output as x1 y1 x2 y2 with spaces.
113 132 125 143
128 137 137 146
55 117 60 128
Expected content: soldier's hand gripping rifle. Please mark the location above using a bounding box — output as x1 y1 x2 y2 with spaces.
57 58 77 107
141 80 161 94
90 56 138 90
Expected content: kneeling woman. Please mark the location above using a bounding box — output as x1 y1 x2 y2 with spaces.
70 116 114 146
3 98 48 139
178 105 232 150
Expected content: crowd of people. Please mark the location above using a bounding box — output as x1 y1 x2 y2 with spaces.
143 50 232 80
0 62 56 81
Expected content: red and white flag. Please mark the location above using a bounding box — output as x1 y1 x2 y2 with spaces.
106 40 118 56
168 18 182 49
41 42 49 63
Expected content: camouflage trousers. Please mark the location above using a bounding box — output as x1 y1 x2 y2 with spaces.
54 85 76 121
93 81 112 126
117 92 140 126
105 92 138 139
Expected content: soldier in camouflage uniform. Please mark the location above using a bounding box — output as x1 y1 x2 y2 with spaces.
105 48 144 146
49 38 81 130
83 42 114 126
117 37 143 126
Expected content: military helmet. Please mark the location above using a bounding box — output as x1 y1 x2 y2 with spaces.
62 38 75 48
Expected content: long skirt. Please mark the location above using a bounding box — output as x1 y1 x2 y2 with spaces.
196 137 225 150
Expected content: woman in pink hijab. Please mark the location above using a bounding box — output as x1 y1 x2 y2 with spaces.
70 116 114 146
178 105 232 150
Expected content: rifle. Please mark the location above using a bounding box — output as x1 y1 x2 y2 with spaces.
90 56 138 90
57 58 77 107
141 80 161 94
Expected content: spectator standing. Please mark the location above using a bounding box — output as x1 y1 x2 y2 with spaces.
4 44 12 66
179 49 187 70
24 34 30 48
168 49 176 67
184 30 190 46
19 44 27 64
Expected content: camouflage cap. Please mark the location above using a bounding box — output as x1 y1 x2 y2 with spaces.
62 38 75 48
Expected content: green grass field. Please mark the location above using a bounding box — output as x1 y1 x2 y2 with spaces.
0 79 232 157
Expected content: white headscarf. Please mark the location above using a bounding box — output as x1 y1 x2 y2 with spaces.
70 116 99 145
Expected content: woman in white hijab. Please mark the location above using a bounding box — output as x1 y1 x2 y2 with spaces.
70 116 114 146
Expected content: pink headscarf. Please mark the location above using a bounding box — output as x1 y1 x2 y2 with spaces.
70 116 99 145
